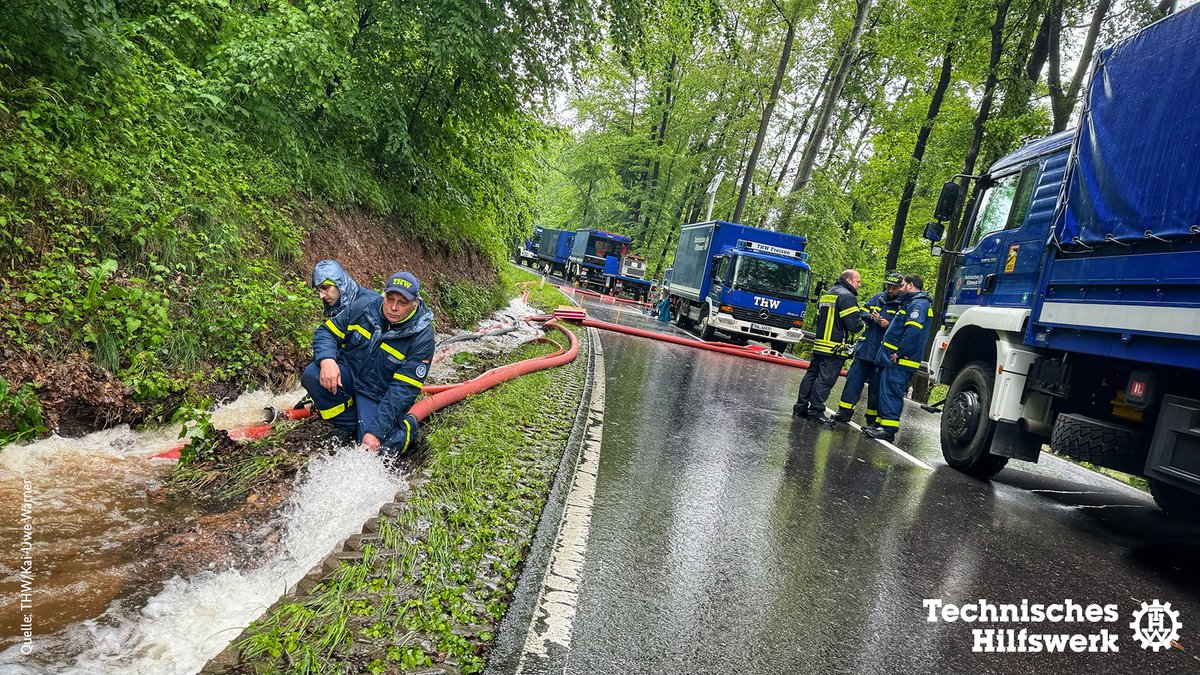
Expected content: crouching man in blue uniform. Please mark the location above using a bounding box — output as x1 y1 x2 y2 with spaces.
301 271 435 454
863 274 933 442
822 271 904 427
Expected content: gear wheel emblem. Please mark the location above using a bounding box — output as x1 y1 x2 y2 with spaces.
1129 600 1181 651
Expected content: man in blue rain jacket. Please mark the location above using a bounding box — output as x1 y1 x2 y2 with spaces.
863 274 933 442
822 271 905 427
301 272 435 454
311 259 379 319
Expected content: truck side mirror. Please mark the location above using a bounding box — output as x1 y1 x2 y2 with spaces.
934 182 959 222
924 221 945 242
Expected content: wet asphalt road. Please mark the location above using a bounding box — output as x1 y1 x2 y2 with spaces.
508 284 1200 675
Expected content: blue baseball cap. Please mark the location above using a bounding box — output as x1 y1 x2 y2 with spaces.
884 271 904 286
383 272 420 300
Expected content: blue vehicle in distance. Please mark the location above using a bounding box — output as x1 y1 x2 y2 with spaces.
536 227 575 277
514 225 543 267
567 229 633 290
668 220 810 351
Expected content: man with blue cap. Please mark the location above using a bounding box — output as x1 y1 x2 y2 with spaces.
822 271 905 427
301 271 436 454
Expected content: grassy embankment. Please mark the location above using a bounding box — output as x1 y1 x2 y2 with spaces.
0 4 540 448
180 270 585 674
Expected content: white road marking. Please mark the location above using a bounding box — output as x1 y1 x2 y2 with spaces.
826 407 934 471
516 333 606 670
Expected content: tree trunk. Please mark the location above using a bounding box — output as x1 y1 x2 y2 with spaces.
929 0 1012 355
734 18 797 222
885 6 963 271
1048 0 1111 132
789 0 873 196
774 58 835 192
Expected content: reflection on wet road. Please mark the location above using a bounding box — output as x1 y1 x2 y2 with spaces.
538 290 1200 675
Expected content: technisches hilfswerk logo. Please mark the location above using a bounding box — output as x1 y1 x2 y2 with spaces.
924 598 1183 653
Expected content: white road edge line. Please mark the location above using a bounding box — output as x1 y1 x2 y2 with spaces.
827 407 934 471
516 332 605 671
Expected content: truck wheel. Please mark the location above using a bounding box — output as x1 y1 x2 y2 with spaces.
1150 479 1200 524
698 307 716 340
770 340 788 354
941 361 1009 478
1050 412 1147 474
674 305 693 329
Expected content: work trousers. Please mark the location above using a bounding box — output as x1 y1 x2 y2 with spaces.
875 365 915 432
301 360 418 453
837 358 882 424
795 352 845 414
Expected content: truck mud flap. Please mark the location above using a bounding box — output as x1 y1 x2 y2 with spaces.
1145 395 1200 491
990 420 1041 462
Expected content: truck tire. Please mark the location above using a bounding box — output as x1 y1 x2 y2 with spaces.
1150 479 1200 524
1050 412 1146 474
941 361 1009 478
697 307 716 340
674 304 693 329
770 340 788 354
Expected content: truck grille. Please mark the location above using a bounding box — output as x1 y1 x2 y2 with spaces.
729 307 797 329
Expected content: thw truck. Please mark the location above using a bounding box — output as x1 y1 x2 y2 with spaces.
514 226 543 266
567 229 632 290
602 254 654 302
668 221 811 350
536 228 575 277
923 6 1200 520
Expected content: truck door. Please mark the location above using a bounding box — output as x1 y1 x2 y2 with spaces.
708 255 731 304
949 163 1039 320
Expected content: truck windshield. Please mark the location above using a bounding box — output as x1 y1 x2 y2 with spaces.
732 256 810 302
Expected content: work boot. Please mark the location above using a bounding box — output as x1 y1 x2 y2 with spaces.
862 425 896 442
823 410 853 426
792 404 811 418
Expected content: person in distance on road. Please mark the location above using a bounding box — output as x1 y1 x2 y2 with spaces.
821 271 905 427
301 272 435 455
794 269 864 421
863 274 933 442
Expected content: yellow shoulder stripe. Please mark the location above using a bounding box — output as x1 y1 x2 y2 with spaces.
324 320 346 340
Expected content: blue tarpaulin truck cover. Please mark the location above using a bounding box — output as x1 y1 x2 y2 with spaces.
1053 5 1200 246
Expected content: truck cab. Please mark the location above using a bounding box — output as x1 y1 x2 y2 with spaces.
668 221 810 351
568 229 632 290
923 4 1200 521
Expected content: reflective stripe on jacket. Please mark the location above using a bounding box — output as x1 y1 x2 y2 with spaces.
313 296 436 439
853 291 901 361
875 291 933 372
813 279 864 356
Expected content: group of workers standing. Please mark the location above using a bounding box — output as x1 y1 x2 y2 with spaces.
298 260 435 456
794 269 932 442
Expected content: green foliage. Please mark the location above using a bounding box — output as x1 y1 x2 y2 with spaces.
0 376 47 449
429 274 508 328
1 0 600 420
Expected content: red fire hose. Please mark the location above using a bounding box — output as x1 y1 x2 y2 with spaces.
151 321 579 460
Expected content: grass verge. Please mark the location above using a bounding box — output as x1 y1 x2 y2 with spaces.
501 265 579 314
222 324 588 675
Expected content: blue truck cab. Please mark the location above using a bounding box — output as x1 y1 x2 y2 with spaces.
924 6 1200 520
567 229 632 290
515 225 544 267
536 227 575 276
668 221 810 350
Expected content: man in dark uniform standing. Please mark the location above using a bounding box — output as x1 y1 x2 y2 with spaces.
822 271 905 427
794 269 864 421
864 274 933 442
